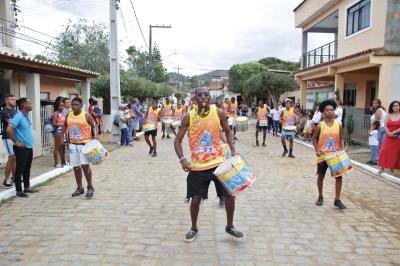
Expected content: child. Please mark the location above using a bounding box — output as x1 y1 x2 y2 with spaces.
367 121 380 165
312 99 346 209
303 111 313 141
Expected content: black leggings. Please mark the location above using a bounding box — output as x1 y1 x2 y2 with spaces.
13 146 33 192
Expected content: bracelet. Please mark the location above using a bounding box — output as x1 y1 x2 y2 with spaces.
179 157 186 163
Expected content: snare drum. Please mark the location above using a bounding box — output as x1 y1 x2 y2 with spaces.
172 121 181 129
221 144 231 160
213 155 256 195
325 151 353 177
143 123 156 132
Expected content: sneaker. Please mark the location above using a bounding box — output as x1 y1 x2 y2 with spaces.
370 162 377 165
315 196 323 206
366 160 373 165
86 187 94 198
2 181 13 189
152 152 158 157
262 143 266 147
282 149 288 157
16 191 29 198
334 200 347 209
219 197 225 207
256 140 259 146
162 134 165 139
184 229 198 243
234 136 238 140
167 135 171 139
148 147 154 155
55 164 63 168
288 153 295 158
72 187 84 197
225 226 244 239
24 188 39 193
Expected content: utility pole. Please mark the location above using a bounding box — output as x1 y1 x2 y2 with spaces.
148 24 171 79
109 0 121 138
174 66 183 90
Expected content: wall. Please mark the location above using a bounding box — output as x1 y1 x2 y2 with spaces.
300 0 387 57
40 76 79 100
295 0 338 28
384 0 400 54
342 72 379 108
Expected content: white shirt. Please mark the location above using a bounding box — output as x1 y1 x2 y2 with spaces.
335 107 343 124
312 111 321 124
271 109 281 121
369 129 378 146
371 109 386 128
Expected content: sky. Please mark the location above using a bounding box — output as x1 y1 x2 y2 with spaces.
14 0 334 76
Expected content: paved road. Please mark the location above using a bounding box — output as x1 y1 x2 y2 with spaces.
0 123 399 265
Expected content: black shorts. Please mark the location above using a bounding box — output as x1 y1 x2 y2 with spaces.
187 167 228 200
144 129 157 137
317 161 342 178
256 124 267 131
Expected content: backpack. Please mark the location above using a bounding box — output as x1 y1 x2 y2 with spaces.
113 114 119 127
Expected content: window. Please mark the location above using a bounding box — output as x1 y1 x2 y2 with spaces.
346 0 371 36
40 92 50 100
344 84 357 106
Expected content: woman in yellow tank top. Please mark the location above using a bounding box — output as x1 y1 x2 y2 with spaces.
312 99 346 209
174 87 244 243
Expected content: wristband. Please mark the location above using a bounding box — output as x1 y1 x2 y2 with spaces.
179 157 186 163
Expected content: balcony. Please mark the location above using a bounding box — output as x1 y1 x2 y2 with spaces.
0 22 5 46
303 40 337 68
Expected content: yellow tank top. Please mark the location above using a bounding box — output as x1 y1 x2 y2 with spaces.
317 120 341 162
67 111 91 144
146 108 159 126
162 103 173 118
228 102 238 118
257 107 268 123
282 108 296 130
174 108 184 121
189 105 225 171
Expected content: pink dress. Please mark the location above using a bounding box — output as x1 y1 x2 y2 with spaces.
379 115 400 170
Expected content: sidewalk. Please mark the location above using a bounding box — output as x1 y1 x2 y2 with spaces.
0 133 120 200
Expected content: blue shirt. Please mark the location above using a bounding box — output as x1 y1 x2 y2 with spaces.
10 111 35 149
133 104 142 120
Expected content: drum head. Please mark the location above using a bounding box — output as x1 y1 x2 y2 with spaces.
82 140 100 154
214 155 240 175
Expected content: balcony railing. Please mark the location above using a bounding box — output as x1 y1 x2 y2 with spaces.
302 40 337 68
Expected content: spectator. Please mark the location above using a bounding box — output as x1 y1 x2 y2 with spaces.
303 111 314 141
271 105 281 136
6 98 39 197
335 99 345 126
379 100 400 173
133 99 143 136
1 94 17 189
118 104 130 147
126 103 135 143
61 97 70 166
370 99 387 151
93 100 103 135
62 97 71 115
311 104 322 127
52 100 67 168
367 121 380 165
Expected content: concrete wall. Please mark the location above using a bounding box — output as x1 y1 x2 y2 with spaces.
300 0 388 57
342 72 379 108
40 76 79 100
384 0 400 54
295 0 338 28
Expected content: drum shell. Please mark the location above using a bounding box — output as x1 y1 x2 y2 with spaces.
143 124 156 132
213 155 256 195
325 151 353 177
235 117 248 132
82 140 109 165
221 144 231 160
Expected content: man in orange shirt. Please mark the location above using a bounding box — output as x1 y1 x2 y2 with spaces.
174 86 244 243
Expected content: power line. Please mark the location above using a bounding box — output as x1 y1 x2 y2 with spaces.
128 0 148 49
0 17 58 40
119 8 128 34
0 29 56 52
2 27 55 49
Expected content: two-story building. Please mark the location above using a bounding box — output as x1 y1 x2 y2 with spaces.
0 0 99 157
294 0 400 111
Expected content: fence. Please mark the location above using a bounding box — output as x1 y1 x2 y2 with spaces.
40 104 54 153
303 40 337 68
346 107 371 144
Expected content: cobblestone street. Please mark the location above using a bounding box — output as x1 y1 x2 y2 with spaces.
0 124 399 265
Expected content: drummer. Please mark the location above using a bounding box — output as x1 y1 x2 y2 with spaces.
174 86 244 243
280 99 297 158
144 99 161 157
160 97 174 139
171 101 184 136
227 97 238 140
312 99 347 209
62 97 96 198
255 100 268 146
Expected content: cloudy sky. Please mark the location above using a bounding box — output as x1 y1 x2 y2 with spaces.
14 0 333 76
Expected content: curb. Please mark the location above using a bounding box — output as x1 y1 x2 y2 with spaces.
0 166 73 203
289 136 400 184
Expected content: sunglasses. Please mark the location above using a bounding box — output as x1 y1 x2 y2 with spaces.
196 92 210 97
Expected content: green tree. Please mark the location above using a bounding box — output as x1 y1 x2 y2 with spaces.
91 74 110 113
49 19 110 74
228 62 267 95
33 54 51 61
245 71 296 104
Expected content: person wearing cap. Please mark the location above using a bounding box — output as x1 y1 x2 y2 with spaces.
118 104 130 147
280 98 297 158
